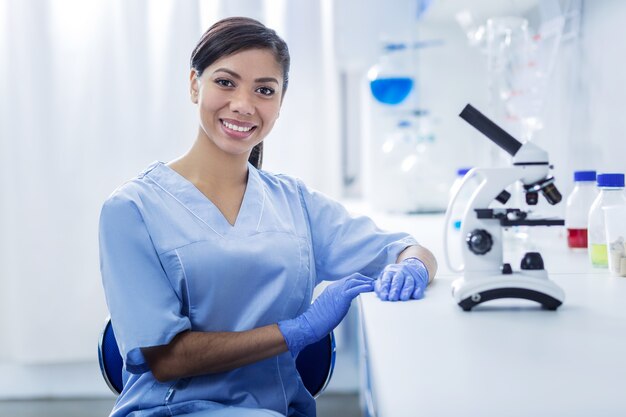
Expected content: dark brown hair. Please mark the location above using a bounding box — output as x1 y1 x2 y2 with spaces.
190 17 290 169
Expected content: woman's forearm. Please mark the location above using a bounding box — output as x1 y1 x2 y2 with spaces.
142 324 288 382
396 244 438 283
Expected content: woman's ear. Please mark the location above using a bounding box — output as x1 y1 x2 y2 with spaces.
190 70 199 103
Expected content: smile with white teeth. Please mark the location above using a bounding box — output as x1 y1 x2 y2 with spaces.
222 120 254 132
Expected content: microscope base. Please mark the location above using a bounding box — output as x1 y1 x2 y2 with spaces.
452 274 565 311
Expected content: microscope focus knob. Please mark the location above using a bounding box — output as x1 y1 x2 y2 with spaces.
466 229 493 255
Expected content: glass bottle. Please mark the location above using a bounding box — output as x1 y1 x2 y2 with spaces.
367 42 414 106
565 170 598 248
368 119 417 213
588 173 626 267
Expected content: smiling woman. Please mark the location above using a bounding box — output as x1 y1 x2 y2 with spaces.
99 15 436 417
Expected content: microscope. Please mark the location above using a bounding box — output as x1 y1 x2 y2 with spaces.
444 104 565 311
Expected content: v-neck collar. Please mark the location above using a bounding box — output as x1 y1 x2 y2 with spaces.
143 161 265 237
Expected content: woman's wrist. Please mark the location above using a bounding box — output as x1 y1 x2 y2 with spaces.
401 257 429 283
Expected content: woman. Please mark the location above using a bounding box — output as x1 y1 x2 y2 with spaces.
99 16 437 417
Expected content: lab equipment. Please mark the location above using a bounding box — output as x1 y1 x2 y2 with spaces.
99 317 337 399
368 43 414 105
449 167 474 230
366 117 448 213
370 77 414 106
278 273 374 357
374 257 429 301
486 14 564 141
444 104 565 311
458 3 570 166
565 170 598 248
588 173 626 268
603 205 626 277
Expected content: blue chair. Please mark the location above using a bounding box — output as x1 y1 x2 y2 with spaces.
98 317 335 398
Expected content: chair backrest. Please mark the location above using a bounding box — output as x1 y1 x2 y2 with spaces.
97 318 124 394
98 317 335 398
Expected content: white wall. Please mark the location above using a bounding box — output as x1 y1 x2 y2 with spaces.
263 0 342 197
560 0 626 186
523 0 625 207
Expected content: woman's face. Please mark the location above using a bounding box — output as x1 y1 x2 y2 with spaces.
191 48 283 159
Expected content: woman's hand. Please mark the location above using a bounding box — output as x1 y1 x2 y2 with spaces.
278 273 374 357
375 258 429 301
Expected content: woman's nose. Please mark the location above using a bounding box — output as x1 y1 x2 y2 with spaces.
229 90 255 115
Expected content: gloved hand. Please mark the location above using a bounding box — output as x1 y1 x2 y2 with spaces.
278 273 374 357
375 257 429 301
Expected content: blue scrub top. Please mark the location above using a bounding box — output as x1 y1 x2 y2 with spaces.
99 161 417 417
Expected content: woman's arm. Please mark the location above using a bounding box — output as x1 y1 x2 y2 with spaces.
142 325 287 382
144 273 375 382
396 244 438 283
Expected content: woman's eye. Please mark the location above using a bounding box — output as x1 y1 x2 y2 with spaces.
256 86 275 96
215 79 234 88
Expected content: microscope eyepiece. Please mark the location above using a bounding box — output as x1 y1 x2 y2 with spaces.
459 104 522 156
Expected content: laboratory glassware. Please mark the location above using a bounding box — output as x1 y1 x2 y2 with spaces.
485 15 563 144
603 205 626 277
587 173 626 268
367 119 418 213
367 43 414 106
565 170 598 248
367 117 446 214
486 16 533 163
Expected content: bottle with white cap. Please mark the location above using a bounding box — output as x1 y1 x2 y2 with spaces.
587 173 626 267
565 170 598 249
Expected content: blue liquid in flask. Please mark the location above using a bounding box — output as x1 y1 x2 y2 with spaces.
370 77 414 105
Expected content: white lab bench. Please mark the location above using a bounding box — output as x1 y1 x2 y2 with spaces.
348 205 626 417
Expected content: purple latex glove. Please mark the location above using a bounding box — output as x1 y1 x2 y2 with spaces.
375 257 429 301
278 273 374 357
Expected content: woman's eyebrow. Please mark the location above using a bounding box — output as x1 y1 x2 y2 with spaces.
213 68 279 85
255 77 279 85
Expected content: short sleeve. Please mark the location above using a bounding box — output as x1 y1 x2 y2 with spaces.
296 180 417 283
99 195 191 374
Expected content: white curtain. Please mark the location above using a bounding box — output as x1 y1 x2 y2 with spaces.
0 0 203 365
0 0 339 387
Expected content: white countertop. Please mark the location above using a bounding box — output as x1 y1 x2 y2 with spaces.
349 203 626 417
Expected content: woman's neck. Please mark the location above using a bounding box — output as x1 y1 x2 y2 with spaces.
168 130 250 189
